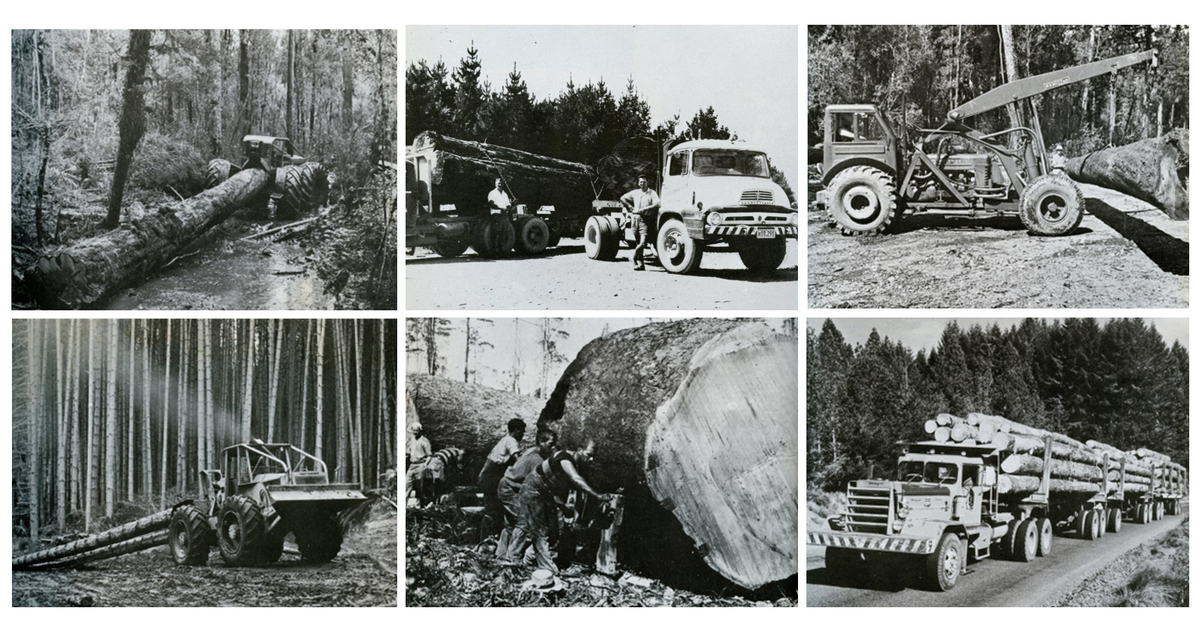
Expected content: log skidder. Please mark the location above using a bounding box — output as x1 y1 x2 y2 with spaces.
204 135 329 218
168 441 367 567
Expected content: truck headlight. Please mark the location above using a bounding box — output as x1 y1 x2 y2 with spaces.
705 212 722 226
892 520 903 533
788 213 799 225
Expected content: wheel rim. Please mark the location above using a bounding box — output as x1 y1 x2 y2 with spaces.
661 227 686 263
585 222 600 254
172 523 189 559
943 543 961 582
841 185 882 223
1037 192 1069 224
222 514 242 552
1025 526 1038 556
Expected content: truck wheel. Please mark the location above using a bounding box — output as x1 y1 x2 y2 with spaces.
1096 508 1107 538
737 237 787 273
279 163 330 218
1036 517 1052 557
826 165 898 236
1014 518 1038 561
1082 511 1100 540
514 216 550 255
1156 502 1165 521
656 218 704 274
584 216 618 261
168 505 212 566
432 239 469 258
999 519 1020 558
1019 173 1085 236
296 515 343 563
926 533 964 591
471 215 516 258
217 495 265 567
1108 507 1122 533
205 159 236 190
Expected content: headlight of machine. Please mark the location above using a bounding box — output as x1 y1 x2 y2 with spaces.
705 211 722 226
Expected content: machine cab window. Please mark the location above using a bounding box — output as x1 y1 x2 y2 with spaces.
833 112 885 143
667 151 690 177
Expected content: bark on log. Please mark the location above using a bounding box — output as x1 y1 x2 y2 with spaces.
30 531 169 570
26 168 271 308
1109 469 1152 485
1000 453 1103 481
539 319 797 591
411 131 596 217
998 475 1100 495
992 432 1102 466
968 413 1089 450
406 374 544 481
1086 439 1126 462
1134 447 1172 463
1065 129 1189 219
12 510 170 568
935 413 958 427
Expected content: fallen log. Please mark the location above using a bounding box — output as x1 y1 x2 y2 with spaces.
26 168 271 308
1065 129 1189 219
539 319 797 591
30 531 169 570
406 373 544 480
999 475 1100 495
1000 453 1103 481
12 510 171 568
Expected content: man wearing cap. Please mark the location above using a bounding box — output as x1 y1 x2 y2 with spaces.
478 418 526 548
405 425 432 504
620 176 661 271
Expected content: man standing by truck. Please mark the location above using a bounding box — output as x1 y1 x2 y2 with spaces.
620 175 660 270
487 177 512 213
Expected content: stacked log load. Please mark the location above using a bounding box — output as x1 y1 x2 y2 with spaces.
924 412 1182 496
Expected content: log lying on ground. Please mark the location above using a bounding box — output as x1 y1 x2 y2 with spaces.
539 319 797 591
411 131 597 216
26 168 271 308
406 374 544 479
12 510 171 569
35 530 168 570
1000 453 1103 481
1065 129 1189 219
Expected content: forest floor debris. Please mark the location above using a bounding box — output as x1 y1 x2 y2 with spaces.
1053 514 1189 607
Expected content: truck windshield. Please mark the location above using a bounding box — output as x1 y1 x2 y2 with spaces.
692 150 770 178
900 461 959 485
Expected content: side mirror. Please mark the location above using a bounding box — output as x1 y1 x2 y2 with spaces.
981 467 996 487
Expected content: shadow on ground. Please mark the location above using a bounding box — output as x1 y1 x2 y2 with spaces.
1086 199 1189 276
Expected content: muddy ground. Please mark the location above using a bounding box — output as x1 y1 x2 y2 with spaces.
406 238 798 310
808 184 1188 308
12 502 397 607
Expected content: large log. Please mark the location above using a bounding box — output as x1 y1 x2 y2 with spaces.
12 510 171 568
31 531 169 570
1134 447 1172 463
1065 129 1189 219
992 432 1102 466
968 413 1089 450
539 319 797 591
26 168 271 308
410 131 597 217
406 374 544 480
998 475 1100 495
1000 453 1104 481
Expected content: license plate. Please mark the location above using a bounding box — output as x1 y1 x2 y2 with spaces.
756 228 775 239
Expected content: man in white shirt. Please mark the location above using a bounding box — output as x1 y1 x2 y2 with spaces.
620 176 661 270
478 418 526 549
487 178 512 213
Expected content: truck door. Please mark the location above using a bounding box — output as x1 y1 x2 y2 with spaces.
960 464 984 525
661 150 690 217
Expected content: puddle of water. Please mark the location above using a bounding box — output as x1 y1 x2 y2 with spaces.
104 216 335 310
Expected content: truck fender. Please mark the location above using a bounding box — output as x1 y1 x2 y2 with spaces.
822 158 897 187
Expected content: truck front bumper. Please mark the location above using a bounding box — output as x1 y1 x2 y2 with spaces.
808 530 936 555
704 225 798 238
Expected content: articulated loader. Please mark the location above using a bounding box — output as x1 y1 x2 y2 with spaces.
206 135 330 219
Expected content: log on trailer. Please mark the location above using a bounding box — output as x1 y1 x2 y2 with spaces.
998 475 1101 495
1065 129 1190 220
12 509 171 569
539 319 797 591
1000 453 1103 482
410 131 597 216
25 168 271 308
406 374 545 480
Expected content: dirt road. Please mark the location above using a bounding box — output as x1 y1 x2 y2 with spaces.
406 238 798 310
808 184 1188 308
806 512 1185 607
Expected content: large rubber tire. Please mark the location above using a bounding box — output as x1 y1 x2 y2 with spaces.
1019 173 1085 236
1083 511 1100 540
1156 502 1165 521
296 515 343 563
1096 508 1106 538
168 505 212 566
470 215 516 258
279 163 330 219
825 165 898 235
737 237 787 273
999 519 1020 558
925 533 964 591
217 495 266 567
656 218 704 274
1036 517 1052 557
1108 507 1123 533
514 216 551 256
205 159 236 190
584 215 619 261
1135 505 1146 524
1014 518 1038 561
432 239 469 258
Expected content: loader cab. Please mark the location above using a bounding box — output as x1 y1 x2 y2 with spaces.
822 105 900 181
242 135 306 170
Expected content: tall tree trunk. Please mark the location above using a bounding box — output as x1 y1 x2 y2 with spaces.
103 29 152 229
27 322 42 541
204 321 215 470
242 321 257 441
141 320 152 497
105 320 118 517
126 321 135 500
341 30 353 132
315 320 326 461
286 30 294 140
160 320 171 508
238 30 251 139
354 320 364 485
69 322 81 513
299 320 312 452
177 322 189 493
268 319 283 441
56 321 67 530
998 26 1022 145
463 319 471 382
85 320 97 531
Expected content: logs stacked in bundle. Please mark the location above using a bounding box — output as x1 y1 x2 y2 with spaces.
1085 440 1153 494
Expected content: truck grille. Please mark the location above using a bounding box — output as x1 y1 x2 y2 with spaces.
739 190 774 204
846 484 892 534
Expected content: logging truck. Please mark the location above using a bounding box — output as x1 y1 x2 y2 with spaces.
584 139 799 274
808 437 1187 591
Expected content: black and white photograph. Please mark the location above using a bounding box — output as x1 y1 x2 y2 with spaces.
805 317 1189 606
807 26 1189 308
11 319 398 606
405 318 798 606
11 29 398 310
405 26 799 310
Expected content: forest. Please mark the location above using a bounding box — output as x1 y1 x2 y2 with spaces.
808 25 1189 155
12 319 398 541
406 44 796 204
807 318 1189 491
12 29 397 309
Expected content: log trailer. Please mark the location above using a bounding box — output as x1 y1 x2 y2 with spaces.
815 50 1155 236
584 139 799 274
808 438 1187 591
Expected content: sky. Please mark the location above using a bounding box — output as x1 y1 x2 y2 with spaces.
807 318 1189 352
405 25 799 191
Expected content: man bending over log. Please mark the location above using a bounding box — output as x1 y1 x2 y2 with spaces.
506 440 613 574
621 176 661 271
405 425 432 505
478 418 527 545
496 429 558 559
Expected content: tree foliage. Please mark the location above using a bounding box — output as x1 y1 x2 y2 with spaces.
807 318 1189 491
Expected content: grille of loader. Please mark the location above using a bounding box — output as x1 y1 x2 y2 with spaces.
846 485 891 533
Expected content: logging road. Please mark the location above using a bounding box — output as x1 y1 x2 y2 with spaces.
809 184 1188 308
805 512 1185 606
406 237 798 309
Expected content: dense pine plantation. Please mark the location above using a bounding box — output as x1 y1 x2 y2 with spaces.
13 319 398 540
807 318 1188 491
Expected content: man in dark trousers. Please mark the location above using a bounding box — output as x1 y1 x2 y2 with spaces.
620 175 661 270
478 418 526 548
497 428 557 560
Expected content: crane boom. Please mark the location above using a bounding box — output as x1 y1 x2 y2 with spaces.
947 50 1155 122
